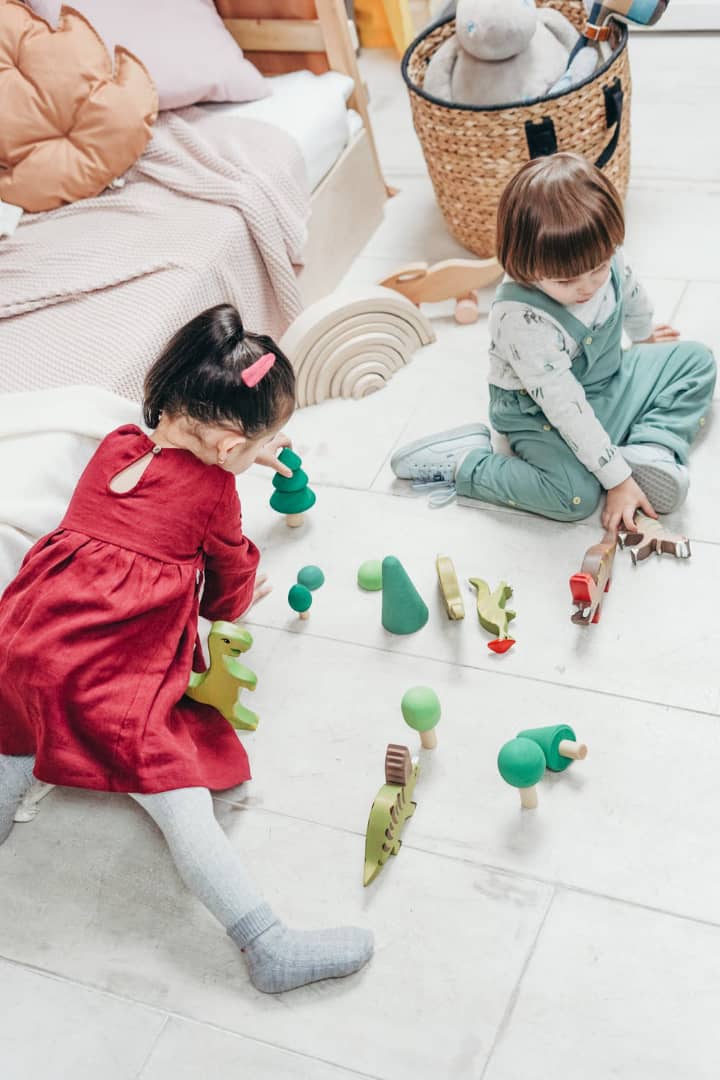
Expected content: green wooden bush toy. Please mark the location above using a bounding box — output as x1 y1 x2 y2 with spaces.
469 578 516 653
270 447 316 528
497 737 545 809
516 724 587 772
381 555 429 634
357 559 383 591
401 686 441 749
363 744 420 886
185 621 259 731
297 565 324 590
288 583 313 620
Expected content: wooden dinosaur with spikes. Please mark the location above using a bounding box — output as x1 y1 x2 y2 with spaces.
468 578 516 653
570 530 617 625
363 744 420 887
185 620 259 730
618 513 691 565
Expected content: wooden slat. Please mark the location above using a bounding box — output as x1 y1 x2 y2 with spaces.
224 17 324 52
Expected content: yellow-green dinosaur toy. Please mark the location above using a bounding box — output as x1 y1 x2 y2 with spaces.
363 744 420 887
185 621 259 730
468 578 516 654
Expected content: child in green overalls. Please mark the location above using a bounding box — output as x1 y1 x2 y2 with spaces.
391 153 715 533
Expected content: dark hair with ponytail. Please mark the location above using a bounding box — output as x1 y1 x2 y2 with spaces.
143 304 296 436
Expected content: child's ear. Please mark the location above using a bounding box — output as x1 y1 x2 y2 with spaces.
216 432 247 464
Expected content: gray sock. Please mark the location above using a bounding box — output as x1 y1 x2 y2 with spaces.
0 754 36 845
229 908 374 994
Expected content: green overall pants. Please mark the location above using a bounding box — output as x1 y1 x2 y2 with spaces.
456 264 716 522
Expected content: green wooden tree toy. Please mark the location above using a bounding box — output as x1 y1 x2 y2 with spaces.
401 686 441 749
517 724 588 772
381 555 429 634
185 621 259 730
469 578 516 653
497 737 545 809
357 559 383 591
270 447 316 528
288 583 313 620
297 565 324 590
363 744 420 886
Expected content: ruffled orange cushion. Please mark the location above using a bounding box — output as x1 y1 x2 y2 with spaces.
0 1 158 212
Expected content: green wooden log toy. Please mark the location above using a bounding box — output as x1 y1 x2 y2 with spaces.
516 724 587 772
186 621 259 731
469 578 516 653
270 447 316 528
381 555 429 634
401 686 441 749
363 744 420 886
288 583 313 620
436 554 464 619
497 737 545 809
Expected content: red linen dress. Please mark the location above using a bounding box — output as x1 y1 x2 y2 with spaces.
0 425 259 793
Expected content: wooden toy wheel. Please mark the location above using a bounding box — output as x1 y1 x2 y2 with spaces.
385 743 412 785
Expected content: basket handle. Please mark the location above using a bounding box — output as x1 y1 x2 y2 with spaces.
524 78 624 169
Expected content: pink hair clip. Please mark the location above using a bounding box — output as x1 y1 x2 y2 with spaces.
241 352 276 388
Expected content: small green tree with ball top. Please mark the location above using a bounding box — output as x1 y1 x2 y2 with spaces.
270 447 316 528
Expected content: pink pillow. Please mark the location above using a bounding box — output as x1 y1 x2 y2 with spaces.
27 0 269 109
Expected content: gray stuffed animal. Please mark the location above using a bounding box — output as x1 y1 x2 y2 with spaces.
424 0 581 107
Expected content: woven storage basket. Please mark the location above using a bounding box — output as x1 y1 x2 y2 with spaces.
402 0 631 257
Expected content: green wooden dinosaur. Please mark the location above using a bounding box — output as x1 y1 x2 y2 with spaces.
363 744 420 887
185 620 259 730
468 578 516 653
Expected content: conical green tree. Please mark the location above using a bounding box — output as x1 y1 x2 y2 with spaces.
270 447 316 528
381 555 428 635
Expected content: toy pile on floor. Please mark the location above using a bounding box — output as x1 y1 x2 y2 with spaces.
14 446 694 890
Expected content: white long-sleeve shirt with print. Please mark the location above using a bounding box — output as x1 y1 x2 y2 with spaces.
488 249 654 490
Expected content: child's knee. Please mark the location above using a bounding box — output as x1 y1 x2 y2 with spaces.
685 342 716 385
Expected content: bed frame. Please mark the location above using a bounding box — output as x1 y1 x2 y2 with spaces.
216 1 389 304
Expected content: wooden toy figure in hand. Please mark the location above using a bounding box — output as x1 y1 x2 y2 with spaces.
270 447 316 528
619 513 691 565
185 621 259 731
570 530 617 625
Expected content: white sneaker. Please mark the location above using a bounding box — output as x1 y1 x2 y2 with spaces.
622 443 689 514
390 424 492 482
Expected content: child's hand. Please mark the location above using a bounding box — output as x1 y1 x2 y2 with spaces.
254 432 293 477
603 477 657 533
639 324 680 344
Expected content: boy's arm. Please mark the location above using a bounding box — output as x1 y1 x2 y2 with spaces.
618 250 654 342
497 308 632 490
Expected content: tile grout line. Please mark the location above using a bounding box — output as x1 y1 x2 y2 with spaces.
479 886 558 1079
213 799 720 934
0 953 383 1080
133 1014 170 1080
242 619 720 719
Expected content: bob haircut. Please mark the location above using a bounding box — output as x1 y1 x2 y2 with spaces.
496 153 625 286
143 304 296 436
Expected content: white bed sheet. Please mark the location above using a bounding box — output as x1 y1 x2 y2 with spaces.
203 70 363 192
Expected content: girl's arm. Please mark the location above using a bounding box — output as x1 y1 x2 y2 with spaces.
496 308 632 490
201 474 260 622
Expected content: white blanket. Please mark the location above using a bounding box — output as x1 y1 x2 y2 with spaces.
0 387 140 590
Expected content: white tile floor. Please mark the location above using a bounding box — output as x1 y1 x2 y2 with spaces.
3 30 720 1080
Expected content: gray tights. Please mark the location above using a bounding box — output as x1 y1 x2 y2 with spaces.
0 753 373 992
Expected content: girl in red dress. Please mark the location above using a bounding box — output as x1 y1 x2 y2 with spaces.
0 304 373 994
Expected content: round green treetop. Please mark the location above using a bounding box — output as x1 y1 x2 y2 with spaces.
270 487 316 515
272 468 309 493
497 738 545 789
288 584 312 613
278 447 302 471
401 686 441 732
297 565 325 591
357 559 383 591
